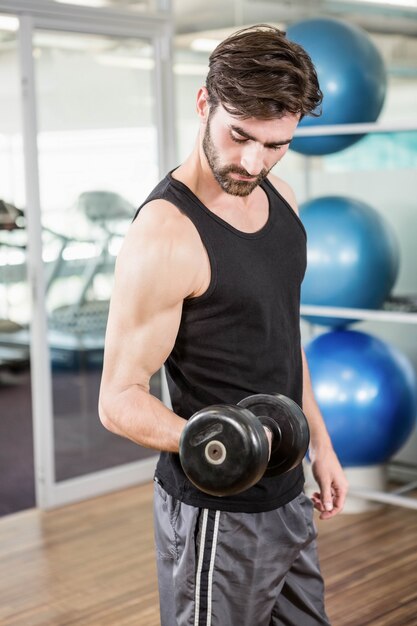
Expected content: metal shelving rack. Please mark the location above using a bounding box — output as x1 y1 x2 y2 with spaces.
294 120 417 137
301 305 417 325
297 120 417 510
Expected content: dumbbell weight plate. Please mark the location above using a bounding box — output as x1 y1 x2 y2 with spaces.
238 394 310 476
179 405 270 497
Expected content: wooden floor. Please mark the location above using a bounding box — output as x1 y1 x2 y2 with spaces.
1 483 416 626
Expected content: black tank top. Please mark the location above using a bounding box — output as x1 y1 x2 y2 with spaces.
135 171 307 513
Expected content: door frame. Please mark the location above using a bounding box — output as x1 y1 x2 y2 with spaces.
0 0 176 509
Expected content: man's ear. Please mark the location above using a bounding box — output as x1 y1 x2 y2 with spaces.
196 87 210 122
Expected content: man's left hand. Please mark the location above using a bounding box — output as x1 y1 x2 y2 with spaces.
309 445 349 520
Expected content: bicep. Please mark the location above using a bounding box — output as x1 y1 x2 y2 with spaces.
101 208 195 395
102 285 183 395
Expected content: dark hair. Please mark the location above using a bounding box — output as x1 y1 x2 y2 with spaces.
206 24 322 120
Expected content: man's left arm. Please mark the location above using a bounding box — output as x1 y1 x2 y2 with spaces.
267 171 348 518
302 348 349 519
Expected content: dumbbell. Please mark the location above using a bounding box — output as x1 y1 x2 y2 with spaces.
179 393 310 497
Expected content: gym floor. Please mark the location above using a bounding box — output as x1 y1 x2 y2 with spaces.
1 482 416 626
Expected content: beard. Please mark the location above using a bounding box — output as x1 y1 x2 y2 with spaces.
202 114 272 197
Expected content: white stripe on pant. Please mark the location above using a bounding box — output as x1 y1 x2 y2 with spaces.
194 509 208 626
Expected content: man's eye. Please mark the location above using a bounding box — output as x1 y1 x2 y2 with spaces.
269 145 282 151
231 134 248 144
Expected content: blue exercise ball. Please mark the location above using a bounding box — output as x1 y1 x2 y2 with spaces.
286 18 387 155
300 196 399 327
305 330 417 466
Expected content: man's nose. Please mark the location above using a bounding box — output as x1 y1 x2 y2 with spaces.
240 143 264 176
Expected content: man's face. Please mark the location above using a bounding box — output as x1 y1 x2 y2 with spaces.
202 103 299 197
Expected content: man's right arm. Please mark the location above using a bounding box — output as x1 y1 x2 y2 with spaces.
98 199 206 453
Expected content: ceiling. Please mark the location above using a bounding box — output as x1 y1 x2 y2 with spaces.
173 0 417 37
0 0 416 71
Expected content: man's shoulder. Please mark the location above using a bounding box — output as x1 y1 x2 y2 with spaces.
137 195 185 221
266 173 299 216
115 195 206 303
136 168 195 224
127 196 204 271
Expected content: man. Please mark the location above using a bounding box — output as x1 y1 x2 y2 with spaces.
99 24 348 626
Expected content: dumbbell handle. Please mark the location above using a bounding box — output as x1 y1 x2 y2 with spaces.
263 426 273 459
260 417 282 459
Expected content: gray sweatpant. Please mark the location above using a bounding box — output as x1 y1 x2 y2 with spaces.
153 479 330 626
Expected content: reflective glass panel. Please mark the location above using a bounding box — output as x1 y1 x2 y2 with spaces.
34 30 159 481
0 17 35 515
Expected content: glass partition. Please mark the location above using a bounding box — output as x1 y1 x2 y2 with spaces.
0 17 34 514
33 29 160 481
